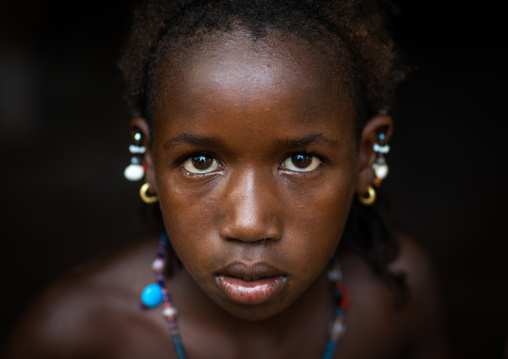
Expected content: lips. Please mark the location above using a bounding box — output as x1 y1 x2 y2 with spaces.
215 262 287 305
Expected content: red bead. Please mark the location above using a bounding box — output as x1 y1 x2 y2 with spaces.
337 283 350 309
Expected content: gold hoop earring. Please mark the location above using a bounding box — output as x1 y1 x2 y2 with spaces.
139 183 158 204
358 186 376 206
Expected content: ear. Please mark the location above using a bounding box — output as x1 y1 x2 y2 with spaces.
129 117 157 195
356 114 394 195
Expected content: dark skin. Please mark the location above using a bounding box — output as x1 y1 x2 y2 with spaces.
3 29 452 359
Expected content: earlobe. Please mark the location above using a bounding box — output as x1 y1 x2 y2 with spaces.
356 114 394 196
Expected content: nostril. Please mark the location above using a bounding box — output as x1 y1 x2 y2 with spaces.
252 238 268 246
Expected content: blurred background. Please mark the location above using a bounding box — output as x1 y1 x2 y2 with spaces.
1 1 506 358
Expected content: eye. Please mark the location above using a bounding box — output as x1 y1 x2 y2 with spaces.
281 153 321 172
182 154 221 174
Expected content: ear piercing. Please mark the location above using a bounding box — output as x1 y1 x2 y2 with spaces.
358 186 376 206
124 131 146 181
372 129 389 187
140 183 158 204
359 129 389 206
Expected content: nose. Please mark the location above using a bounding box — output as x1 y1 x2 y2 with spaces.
219 168 283 243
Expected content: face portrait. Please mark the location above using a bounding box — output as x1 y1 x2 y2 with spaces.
144 29 370 321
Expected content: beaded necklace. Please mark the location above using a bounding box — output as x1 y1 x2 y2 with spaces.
140 233 349 359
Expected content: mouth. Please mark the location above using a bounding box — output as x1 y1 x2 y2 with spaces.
231 276 268 282
215 262 287 305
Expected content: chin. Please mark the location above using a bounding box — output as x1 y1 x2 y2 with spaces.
219 300 290 322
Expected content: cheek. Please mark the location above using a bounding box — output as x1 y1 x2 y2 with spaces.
283 176 354 268
157 179 223 270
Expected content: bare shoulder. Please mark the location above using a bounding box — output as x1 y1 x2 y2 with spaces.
388 229 454 358
3 237 171 359
390 229 440 288
339 229 454 359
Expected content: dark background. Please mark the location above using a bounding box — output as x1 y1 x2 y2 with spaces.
1 1 507 358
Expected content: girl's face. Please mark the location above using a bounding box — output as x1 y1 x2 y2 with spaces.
147 30 368 320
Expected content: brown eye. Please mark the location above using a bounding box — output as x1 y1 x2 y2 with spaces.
291 154 312 168
281 154 321 172
182 155 221 174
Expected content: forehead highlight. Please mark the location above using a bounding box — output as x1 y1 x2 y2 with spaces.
153 28 353 118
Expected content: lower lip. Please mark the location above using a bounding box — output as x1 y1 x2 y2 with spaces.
216 275 286 305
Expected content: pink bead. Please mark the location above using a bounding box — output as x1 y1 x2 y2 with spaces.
152 258 165 272
163 307 178 317
330 317 345 341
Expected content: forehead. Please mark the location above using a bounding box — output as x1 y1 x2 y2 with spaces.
158 29 352 104
152 28 355 135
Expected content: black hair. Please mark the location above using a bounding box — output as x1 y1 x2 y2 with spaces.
118 0 410 305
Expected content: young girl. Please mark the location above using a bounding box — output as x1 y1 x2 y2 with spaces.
4 0 452 358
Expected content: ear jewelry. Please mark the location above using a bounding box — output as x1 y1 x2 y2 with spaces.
124 131 147 181
358 185 376 206
358 129 389 206
140 234 349 359
140 182 158 204
372 129 390 187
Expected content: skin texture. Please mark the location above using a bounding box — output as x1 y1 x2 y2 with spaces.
150 31 359 322
2 30 453 359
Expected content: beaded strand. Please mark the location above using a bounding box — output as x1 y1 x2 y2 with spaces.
140 233 187 358
141 234 348 359
323 254 349 359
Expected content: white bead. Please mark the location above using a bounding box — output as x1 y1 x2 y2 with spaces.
152 258 165 272
124 163 144 181
372 161 389 179
330 318 346 340
163 307 178 317
129 144 146 154
328 268 342 282
373 143 390 154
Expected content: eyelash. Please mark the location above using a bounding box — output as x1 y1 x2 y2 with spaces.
175 152 223 175
175 151 326 175
279 152 326 175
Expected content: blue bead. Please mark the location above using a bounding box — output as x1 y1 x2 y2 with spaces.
160 232 169 244
172 334 187 359
141 283 163 308
322 341 336 359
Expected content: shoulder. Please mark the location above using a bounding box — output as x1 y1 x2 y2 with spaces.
390 230 454 358
340 229 454 358
2 237 168 359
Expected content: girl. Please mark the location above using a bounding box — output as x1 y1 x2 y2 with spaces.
4 0 452 358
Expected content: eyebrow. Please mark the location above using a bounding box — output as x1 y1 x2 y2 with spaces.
163 133 222 150
163 132 336 150
286 133 337 148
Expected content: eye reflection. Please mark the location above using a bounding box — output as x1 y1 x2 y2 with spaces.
182 155 221 174
281 154 321 172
